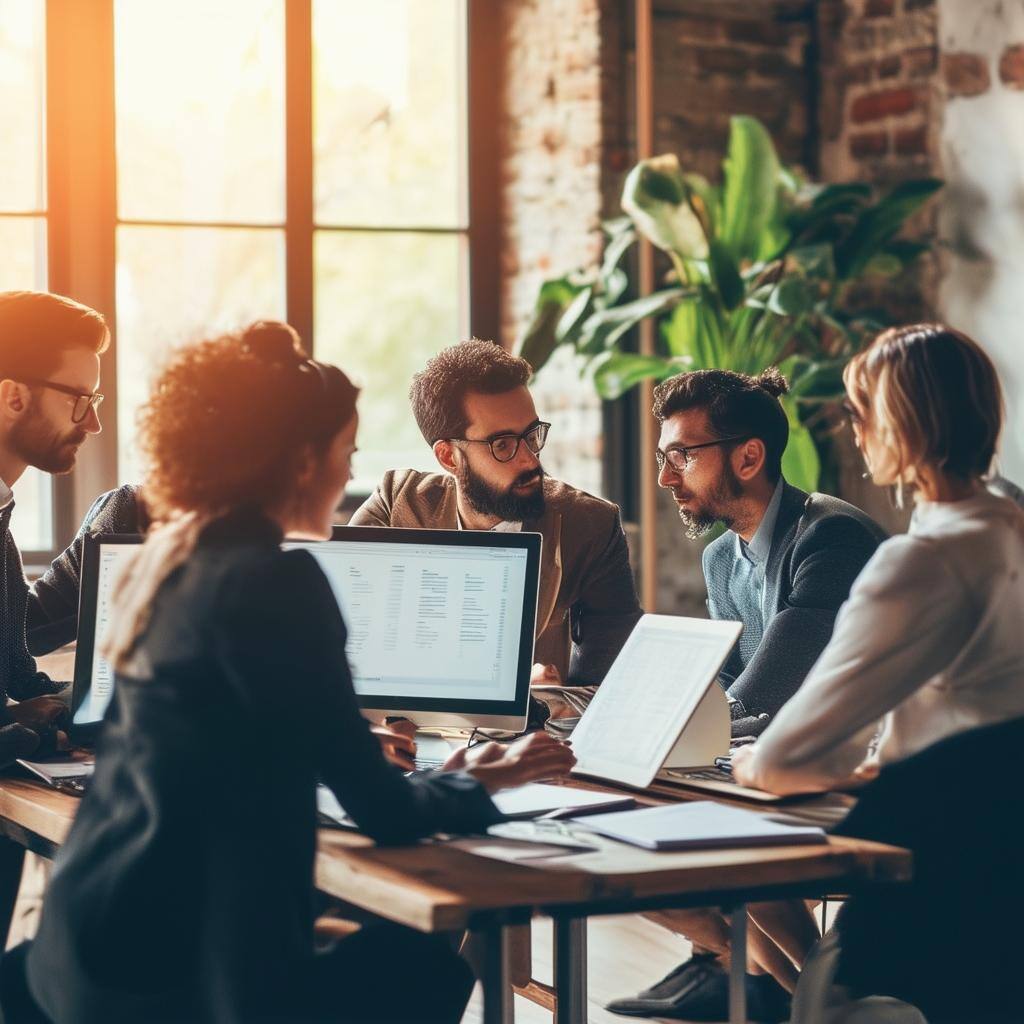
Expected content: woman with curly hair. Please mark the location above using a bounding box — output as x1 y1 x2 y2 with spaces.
3 322 573 1024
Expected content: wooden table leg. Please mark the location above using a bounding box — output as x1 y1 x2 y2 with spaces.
729 902 748 1024
553 916 587 1024
476 921 514 1024
0 837 25 950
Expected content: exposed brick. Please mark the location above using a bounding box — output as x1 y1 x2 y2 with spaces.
904 45 938 78
894 124 929 155
722 19 793 47
864 0 895 16
849 130 890 158
903 0 935 8
697 47 750 75
942 52 991 98
999 44 1024 90
850 87 919 122
846 60 874 85
878 55 902 78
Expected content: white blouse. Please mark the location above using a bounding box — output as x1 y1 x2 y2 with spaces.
744 490 1024 795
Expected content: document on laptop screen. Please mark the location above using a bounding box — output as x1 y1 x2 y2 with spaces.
569 615 742 789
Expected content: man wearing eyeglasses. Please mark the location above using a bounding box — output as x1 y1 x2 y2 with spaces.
0 290 108 767
607 366 886 1022
351 339 641 697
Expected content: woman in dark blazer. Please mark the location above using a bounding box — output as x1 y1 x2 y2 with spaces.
2 322 573 1024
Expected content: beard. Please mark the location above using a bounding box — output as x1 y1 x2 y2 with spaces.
673 464 743 541
458 461 546 523
9 411 87 474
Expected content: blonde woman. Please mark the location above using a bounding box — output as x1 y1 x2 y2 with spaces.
732 323 1024 795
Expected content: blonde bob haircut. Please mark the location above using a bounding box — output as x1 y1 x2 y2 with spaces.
844 324 1003 488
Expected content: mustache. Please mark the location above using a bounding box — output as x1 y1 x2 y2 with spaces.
512 469 543 488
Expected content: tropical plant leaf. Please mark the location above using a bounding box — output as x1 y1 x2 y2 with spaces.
591 352 684 400
780 396 821 492
719 116 781 263
622 155 709 260
555 286 594 344
576 287 690 355
708 239 744 310
767 276 815 316
517 276 586 371
835 178 943 279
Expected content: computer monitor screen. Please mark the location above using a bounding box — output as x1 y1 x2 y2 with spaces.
285 526 541 730
71 535 143 741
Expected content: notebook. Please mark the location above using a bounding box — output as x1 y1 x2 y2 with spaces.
570 800 827 851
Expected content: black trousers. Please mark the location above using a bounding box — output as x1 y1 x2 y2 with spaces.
0 926 473 1024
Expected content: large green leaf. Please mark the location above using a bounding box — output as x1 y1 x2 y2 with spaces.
576 287 690 355
835 178 943 279
591 352 684 400
780 396 821 492
719 116 781 263
622 155 709 260
555 286 594 344
517 277 585 371
708 239 744 310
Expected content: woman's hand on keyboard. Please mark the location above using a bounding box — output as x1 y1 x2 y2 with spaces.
370 723 416 772
458 732 576 794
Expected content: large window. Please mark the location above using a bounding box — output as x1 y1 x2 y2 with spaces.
1 0 54 554
0 0 495 559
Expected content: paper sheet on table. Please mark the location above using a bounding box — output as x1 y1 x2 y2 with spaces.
569 615 741 789
17 757 94 784
491 782 634 819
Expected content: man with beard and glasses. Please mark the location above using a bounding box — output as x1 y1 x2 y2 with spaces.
604 368 886 1024
0 291 109 768
351 339 641 700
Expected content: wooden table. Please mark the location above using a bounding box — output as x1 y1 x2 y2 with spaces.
0 776 911 1024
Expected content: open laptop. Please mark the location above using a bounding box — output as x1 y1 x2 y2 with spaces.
569 614 795 804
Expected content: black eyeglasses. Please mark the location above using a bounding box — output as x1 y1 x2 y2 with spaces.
655 435 749 473
447 422 551 463
20 378 104 424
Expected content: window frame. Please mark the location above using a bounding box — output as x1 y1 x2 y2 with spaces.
22 0 499 564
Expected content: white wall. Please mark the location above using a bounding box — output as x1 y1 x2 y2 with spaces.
939 0 1024 483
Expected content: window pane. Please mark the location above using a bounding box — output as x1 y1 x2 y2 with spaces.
0 216 47 288
9 468 53 555
117 225 286 481
115 0 285 224
314 0 466 228
0 0 45 213
314 230 465 493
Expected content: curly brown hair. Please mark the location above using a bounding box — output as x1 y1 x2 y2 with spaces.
139 322 358 521
409 339 532 444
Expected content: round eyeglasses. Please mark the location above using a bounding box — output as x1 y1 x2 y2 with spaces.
447 421 551 463
20 378 105 424
655 435 749 473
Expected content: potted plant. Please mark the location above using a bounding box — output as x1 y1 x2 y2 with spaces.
518 115 942 492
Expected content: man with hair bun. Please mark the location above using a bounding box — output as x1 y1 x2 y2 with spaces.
608 366 886 1022
351 339 641 700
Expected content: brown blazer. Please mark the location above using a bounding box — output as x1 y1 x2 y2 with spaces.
350 469 642 685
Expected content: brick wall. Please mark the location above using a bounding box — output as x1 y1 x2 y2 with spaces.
498 0 614 499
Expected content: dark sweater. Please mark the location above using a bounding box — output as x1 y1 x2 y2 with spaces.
26 509 500 1024
0 502 62 711
27 484 144 657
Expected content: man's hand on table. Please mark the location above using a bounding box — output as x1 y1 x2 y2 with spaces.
371 719 418 772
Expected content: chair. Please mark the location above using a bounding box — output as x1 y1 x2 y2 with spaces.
791 715 1024 1024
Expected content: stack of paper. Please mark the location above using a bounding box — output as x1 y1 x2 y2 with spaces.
491 783 635 820
571 800 827 851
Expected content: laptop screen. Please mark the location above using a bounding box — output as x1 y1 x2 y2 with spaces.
72 535 142 735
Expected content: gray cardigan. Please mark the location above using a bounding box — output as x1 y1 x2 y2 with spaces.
703 482 886 726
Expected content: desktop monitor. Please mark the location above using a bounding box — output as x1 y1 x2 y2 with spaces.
284 526 541 732
71 525 541 742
